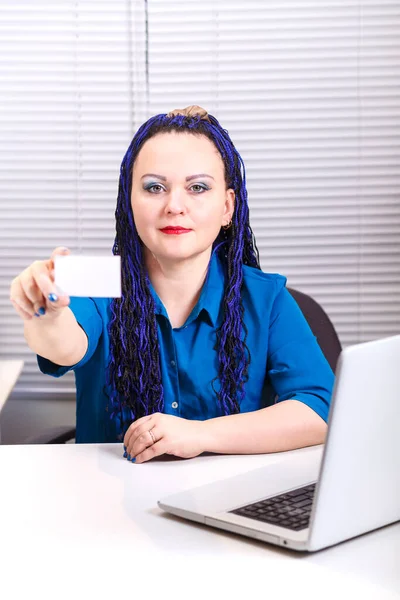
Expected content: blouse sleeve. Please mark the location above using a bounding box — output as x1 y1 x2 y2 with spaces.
36 296 103 378
267 282 335 423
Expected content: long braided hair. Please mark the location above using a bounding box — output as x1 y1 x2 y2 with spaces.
105 111 260 438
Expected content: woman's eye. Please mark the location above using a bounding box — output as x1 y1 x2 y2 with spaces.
145 184 164 194
190 184 208 193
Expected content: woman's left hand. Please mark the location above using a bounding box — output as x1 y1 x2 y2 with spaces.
123 413 206 463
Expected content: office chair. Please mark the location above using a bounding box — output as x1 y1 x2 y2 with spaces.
287 287 342 374
24 287 342 444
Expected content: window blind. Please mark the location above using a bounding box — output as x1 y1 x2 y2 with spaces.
1 0 399 400
0 0 147 396
147 0 400 345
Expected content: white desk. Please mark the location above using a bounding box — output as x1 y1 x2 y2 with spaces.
0 360 24 443
0 444 398 600
0 360 24 413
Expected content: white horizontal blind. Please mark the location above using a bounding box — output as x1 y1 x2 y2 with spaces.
147 0 400 346
0 1 147 396
1 0 400 401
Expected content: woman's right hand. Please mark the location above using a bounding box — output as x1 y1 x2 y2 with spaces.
9 247 71 321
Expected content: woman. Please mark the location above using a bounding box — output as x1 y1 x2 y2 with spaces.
11 105 334 462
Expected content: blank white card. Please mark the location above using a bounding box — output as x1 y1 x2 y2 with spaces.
54 255 121 298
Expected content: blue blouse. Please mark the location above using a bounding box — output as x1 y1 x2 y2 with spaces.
37 251 335 443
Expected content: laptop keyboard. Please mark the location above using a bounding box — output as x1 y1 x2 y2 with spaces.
230 483 316 531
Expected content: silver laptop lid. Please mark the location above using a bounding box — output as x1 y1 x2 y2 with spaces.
308 334 400 551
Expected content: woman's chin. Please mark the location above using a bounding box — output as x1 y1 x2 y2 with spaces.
144 237 213 264
149 245 208 264
158 249 198 262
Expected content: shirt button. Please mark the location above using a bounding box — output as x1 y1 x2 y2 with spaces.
172 401 178 409
170 360 176 367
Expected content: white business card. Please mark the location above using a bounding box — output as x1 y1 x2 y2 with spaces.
54 255 121 298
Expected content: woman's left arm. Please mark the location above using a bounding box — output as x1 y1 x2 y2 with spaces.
201 284 334 454
124 400 327 463
201 283 335 454
201 399 327 454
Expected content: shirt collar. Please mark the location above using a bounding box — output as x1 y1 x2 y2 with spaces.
198 248 226 327
148 248 226 328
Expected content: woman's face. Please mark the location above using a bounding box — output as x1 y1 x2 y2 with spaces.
130 131 234 263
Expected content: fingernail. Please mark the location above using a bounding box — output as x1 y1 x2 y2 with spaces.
48 293 58 302
34 312 40 317
131 457 136 463
127 454 131 461
38 307 46 315
123 451 127 458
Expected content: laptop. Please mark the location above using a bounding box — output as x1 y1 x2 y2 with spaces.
158 334 400 552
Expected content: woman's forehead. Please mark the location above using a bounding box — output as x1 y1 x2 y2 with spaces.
133 132 224 179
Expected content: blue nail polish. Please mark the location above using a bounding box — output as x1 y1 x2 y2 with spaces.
34 313 40 317
38 307 46 315
127 454 131 461
48 293 58 302
123 451 127 458
131 457 136 463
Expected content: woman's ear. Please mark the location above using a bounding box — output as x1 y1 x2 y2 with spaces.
222 188 235 225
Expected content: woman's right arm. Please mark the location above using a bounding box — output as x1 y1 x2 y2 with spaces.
10 246 88 367
23 306 88 367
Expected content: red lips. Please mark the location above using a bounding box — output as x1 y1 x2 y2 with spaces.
160 226 192 235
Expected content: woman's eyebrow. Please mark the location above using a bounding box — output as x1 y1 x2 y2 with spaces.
141 173 167 181
186 174 215 182
140 173 215 182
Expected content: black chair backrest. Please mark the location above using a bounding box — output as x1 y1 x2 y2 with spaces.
287 287 342 374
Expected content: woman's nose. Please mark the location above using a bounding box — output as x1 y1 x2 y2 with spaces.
165 189 187 214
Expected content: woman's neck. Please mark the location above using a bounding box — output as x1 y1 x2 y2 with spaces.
145 248 212 329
